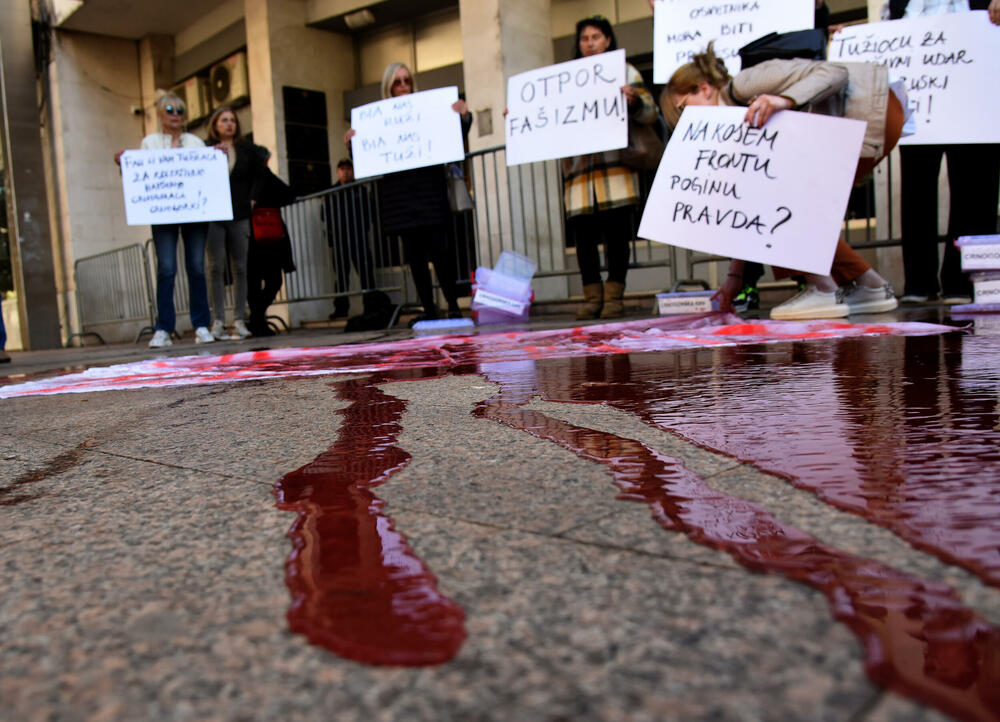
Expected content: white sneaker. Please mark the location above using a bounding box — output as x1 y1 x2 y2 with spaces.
770 286 849 320
900 294 930 304
148 329 172 348
838 282 898 314
194 326 215 343
210 320 227 340
233 319 251 339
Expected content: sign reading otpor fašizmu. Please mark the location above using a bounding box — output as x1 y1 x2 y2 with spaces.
505 49 628 166
120 149 233 226
638 106 865 276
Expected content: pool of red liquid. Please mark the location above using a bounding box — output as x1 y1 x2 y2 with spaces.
274 330 1000 720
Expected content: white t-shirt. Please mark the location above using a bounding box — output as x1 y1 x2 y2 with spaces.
140 132 204 150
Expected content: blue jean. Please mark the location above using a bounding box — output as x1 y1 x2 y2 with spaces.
0 295 6 350
152 223 210 332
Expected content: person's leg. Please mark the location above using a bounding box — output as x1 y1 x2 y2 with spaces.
228 219 251 321
900 145 946 298
942 143 1000 298
0 295 8 362
600 206 634 319
206 222 228 328
151 224 180 332
181 222 211 330
569 213 604 319
425 223 461 314
332 235 352 317
401 232 437 317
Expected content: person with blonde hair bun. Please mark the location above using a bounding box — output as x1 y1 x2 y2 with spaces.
114 91 215 347
663 44 905 320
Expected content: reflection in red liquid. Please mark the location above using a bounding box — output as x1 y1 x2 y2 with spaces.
274 369 465 666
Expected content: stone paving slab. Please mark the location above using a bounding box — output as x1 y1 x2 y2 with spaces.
0 357 995 720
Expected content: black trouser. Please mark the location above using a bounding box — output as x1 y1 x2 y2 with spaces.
247 246 284 330
332 231 376 314
900 144 1000 297
568 206 635 285
399 223 459 315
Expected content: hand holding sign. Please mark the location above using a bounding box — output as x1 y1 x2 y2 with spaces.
639 106 865 276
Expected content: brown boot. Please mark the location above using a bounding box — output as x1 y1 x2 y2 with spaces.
600 281 626 319
575 282 603 320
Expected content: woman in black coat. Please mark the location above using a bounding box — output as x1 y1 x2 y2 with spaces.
345 62 472 324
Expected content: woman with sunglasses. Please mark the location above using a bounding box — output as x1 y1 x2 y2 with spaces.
564 16 657 320
663 44 903 320
344 62 471 325
115 92 214 347
204 105 265 340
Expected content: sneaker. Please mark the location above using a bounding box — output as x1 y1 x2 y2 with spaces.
732 285 760 313
838 281 898 314
900 294 930 304
942 295 972 305
770 286 849 320
233 319 252 338
148 329 173 348
210 319 227 340
194 326 215 343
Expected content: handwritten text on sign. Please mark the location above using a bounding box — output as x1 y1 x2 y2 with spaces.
828 12 1000 145
638 107 865 276
505 49 628 166
652 0 814 83
350 87 465 179
120 149 233 226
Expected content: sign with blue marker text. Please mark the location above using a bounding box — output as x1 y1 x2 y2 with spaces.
638 106 865 276
828 11 1000 145
505 49 628 166
350 86 465 179
653 0 814 83
120 148 233 226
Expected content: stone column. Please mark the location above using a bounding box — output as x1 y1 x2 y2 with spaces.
458 0 569 297
137 35 174 133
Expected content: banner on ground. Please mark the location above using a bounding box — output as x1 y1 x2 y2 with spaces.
505 49 628 166
350 87 465 179
828 11 1000 145
653 0 815 83
638 106 865 276
120 148 233 226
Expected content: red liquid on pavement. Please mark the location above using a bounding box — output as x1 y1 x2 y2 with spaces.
267 327 1000 719
273 369 466 666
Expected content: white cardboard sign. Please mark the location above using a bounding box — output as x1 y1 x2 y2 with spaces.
828 12 1000 145
505 49 628 166
653 0 815 83
120 148 233 226
350 87 465 179
638 106 865 276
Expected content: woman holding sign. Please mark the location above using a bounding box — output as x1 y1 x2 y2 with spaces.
115 92 214 347
564 16 657 320
663 45 905 320
344 63 471 325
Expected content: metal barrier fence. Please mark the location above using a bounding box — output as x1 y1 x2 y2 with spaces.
74 144 931 344
71 243 154 344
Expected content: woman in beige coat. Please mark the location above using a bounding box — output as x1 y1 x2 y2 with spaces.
663 45 905 320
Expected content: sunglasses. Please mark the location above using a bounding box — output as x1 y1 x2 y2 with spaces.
163 105 186 116
391 77 413 87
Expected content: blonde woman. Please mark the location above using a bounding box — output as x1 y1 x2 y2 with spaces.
344 63 471 324
116 92 214 347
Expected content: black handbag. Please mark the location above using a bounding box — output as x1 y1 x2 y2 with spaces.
738 29 828 69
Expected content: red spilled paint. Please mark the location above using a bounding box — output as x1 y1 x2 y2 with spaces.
274 370 466 666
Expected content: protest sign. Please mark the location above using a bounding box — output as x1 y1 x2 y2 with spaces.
120 148 233 226
653 0 814 83
828 11 1000 145
638 106 865 276
350 87 465 179
505 49 628 166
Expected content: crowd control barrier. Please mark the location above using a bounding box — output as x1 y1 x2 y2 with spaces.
70 243 154 345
